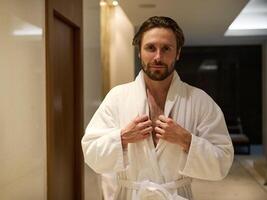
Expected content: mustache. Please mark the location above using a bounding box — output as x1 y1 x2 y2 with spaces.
148 61 168 67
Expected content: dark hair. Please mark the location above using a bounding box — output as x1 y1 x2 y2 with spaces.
132 16 185 50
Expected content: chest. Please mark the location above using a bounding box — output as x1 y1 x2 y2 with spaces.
147 92 165 123
118 86 197 136
147 93 166 146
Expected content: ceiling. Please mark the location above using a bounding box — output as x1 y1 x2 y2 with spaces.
119 0 267 46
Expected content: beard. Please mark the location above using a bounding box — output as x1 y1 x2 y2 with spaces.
141 59 176 81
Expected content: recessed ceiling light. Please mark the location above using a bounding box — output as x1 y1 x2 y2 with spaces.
225 0 267 36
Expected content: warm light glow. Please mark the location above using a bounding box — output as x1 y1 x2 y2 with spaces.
13 25 43 36
112 0 119 6
100 0 107 6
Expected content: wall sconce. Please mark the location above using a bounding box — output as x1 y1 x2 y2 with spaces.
112 0 118 6
100 0 119 7
100 0 106 6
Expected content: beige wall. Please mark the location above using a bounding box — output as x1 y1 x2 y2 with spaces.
83 2 135 199
109 6 135 88
263 40 267 159
0 0 46 199
83 0 103 199
101 4 135 94
0 1 135 200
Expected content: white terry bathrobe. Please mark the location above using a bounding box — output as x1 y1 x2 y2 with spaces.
82 71 234 200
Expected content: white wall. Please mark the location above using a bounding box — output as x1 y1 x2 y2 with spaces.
109 6 135 88
83 0 103 199
0 0 46 199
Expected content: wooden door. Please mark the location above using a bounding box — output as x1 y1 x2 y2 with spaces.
45 0 83 199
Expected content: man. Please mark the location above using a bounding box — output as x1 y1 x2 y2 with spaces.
82 16 234 200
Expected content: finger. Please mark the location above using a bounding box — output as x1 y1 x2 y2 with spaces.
134 119 152 131
138 120 152 129
156 133 164 139
135 115 149 123
155 119 166 129
140 126 153 135
141 132 150 139
154 126 165 134
158 115 167 122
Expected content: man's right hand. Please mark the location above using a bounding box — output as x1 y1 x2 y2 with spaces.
121 115 152 149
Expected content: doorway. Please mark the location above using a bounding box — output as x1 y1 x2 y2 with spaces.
46 0 84 199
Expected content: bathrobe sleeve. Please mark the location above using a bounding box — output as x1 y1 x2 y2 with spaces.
81 87 126 174
180 90 234 180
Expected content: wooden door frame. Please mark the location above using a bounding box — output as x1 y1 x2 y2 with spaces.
45 0 84 199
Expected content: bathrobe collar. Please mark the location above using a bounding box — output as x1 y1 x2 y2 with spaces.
134 70 183 152
134 70 182 119
131 70 183 182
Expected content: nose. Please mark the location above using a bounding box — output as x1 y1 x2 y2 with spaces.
154 49 162 61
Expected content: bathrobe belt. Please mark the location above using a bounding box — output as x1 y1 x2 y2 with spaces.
118 177 192 200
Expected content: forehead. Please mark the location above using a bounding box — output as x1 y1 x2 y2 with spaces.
141 27 176 46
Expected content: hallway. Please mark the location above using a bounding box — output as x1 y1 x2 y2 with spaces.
192 156 267 200
1 0 267 199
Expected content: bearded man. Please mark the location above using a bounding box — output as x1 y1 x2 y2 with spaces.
82 16 234 200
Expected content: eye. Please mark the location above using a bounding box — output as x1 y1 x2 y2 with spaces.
144 44 155 52
162 46 171 52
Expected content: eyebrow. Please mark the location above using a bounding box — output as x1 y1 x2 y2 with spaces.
143 42 175 48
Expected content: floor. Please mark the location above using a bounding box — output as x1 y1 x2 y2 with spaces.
192 156 267 200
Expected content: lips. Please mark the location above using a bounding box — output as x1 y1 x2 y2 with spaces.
149 64 168 68
149 66 167 70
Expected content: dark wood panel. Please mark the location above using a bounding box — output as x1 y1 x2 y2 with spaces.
49 16 75 200
52 0 82 26
46 0 83 199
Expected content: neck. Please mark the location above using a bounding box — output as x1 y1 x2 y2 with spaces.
144 72 174 97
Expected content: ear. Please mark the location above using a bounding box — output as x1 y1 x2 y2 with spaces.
176 48 181 61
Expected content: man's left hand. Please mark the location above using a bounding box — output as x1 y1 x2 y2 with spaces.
154 115 192 153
